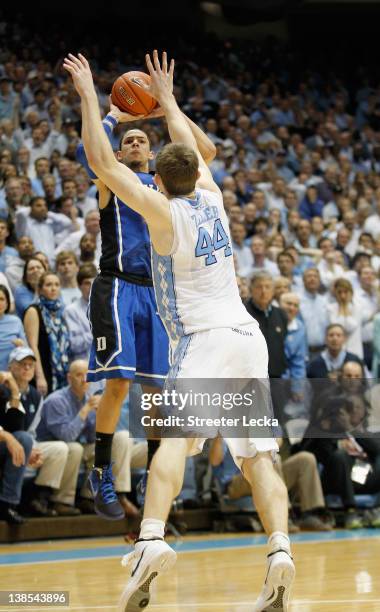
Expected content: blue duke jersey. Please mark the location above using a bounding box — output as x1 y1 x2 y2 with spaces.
76 126 169 384
152 188 255 345
99 172 157 278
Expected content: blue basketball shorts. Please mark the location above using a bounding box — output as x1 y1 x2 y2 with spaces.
87 274 169 386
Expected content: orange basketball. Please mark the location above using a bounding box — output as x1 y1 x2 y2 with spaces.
111 71 157 116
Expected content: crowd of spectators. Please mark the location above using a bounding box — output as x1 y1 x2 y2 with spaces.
1 16 380 531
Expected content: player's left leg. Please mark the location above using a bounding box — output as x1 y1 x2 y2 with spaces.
87 276 138 520
118 437 192 612
88 378 132 521
135 385 161 507
221 322 295 612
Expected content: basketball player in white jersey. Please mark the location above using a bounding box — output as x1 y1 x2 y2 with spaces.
64 51 295 612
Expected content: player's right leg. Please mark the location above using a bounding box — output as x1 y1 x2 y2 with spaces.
242 452 295 612
87 275 137 520
134 285 171 507
119 437 190 611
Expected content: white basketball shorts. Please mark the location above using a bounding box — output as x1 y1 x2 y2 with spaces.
167 323 279 467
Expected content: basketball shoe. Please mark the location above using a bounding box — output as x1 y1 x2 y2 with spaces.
252 549 295 611
87 464 125 520
119 538 177 611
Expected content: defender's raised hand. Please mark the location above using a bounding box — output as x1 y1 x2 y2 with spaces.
145 50 175 106
63 53 95 98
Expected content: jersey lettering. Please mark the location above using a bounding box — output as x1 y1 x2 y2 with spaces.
96 336 107 351
195 218 232 266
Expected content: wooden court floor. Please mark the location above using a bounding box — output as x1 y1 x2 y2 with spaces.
1 531 380 611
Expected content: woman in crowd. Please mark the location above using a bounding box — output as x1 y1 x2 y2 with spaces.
0 285 26 370
23 272 70 396
14 257 47 319
34 251 50 272
327 277 364 359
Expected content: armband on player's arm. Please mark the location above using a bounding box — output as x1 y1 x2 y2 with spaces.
76 113 118 180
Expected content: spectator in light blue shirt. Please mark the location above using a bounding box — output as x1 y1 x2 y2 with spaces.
0 77 17 121
230 222 253 277
15 197 77 266
37 362 97 445
64 263 97 361
3 236 35 292
30 157 51 197
298 268 329 356
273 151 295 183
0 285 26 370
280 292 308 400
272 99 296 127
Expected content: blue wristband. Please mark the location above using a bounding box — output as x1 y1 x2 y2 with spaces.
103 113 118 129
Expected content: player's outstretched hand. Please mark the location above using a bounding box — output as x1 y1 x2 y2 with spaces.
63 53 95 98
145 50 175 105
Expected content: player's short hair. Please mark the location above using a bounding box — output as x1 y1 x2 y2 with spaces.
155 143 199 196
119 129 150 150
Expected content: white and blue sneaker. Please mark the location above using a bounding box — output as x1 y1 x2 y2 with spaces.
119 538 177 611
252 548 295 611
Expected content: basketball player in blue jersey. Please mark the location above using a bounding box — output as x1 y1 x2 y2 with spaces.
65 52 295 612
76 92 216 520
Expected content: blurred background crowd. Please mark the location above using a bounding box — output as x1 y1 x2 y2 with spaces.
1 5 380 534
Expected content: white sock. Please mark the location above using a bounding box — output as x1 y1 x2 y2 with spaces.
268 531 291 555
139 518 165 540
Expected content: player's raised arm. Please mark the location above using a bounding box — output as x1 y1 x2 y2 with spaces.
76 98 145 208
183 114 216 164
63 53 172 253
144 58 216 164
145 50 218 194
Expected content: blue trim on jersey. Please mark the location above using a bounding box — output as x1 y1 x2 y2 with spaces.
183 190 202 209
170 334 192 379
163 334 192 405
151 250 184 343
